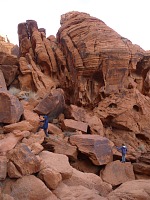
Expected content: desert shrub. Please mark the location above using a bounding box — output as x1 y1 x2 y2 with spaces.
8 87 21 96
8 87 39 101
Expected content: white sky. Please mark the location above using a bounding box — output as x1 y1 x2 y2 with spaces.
0 0 150 50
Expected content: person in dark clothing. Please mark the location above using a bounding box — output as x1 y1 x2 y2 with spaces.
116 144 127 163
37 115 49 137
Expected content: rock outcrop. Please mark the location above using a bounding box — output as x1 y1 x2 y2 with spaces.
57 11 145 106
0 35 15 54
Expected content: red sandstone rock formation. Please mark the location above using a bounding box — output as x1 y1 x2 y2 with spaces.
1 11 150 199
0 35 15 54
57 11 145 106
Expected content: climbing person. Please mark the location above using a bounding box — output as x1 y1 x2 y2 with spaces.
37 115 49 137
116 144 127 163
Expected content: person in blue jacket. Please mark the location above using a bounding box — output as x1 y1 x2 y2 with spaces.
116 144 127 163
37 115 49 137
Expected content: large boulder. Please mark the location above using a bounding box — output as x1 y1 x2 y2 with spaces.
0 91 23 124
7 143 41 176
0 131 27 154
133 152 150 176
70 134 113 165
39 151 73 179
108 180 150 200
34 88 65 121
10 175 58 200
61 119 88 133
4 121 33 133
101 160 135 186
38 168 62 190
43 135 77 160
64 168 112 197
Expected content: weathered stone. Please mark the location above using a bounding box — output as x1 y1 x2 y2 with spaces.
0 35 15 54
23 109 40 132
18 54 56 97
101 160 135 186
10 175 58 200
63 168 112 197
0 193 14 200
0 156 7 180
57 11 145 106
7 143 41 176
138 152 150 164
70 135 113 165
62 119 88 133
4 120 33 133
71 159 100 174
22 130 45 147
108 180 150 200
0 69 7 91
0 54 18 65
133 162 150 176
32 30 52 75
43 135 77 160
0 91 23 124
34 88 65 121
39 151 73 179
38 168 62 189
94 89 150 141
53 182 107 200
7 161 22 178
30 143 44 155
42 34 57 73
0 65 18 86
65 104 104 135
48 123 63 136
0 131 25 154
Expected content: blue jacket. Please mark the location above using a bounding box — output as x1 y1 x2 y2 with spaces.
40 115 49 129
117 146 127 155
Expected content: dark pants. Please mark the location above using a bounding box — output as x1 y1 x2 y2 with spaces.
122 154 126 162
37 126 49 137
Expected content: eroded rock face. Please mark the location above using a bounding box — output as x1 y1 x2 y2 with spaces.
133 152 150 176
57 11 145 106
94 89 150 142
